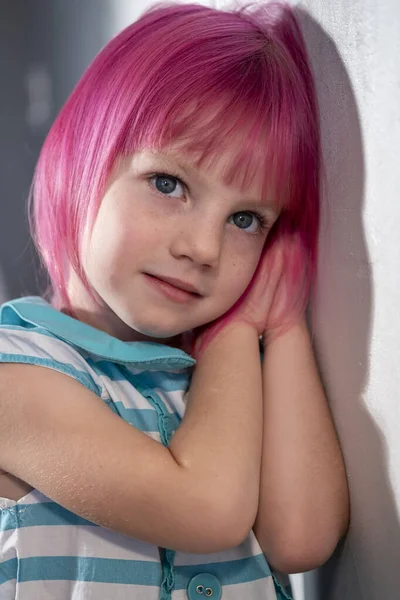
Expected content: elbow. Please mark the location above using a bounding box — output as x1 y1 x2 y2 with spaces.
266 537 339 574
213 487 259 551
258 499 350 574
171 465 259 554
217 509 255 551
186 493 256 554
260 521 349 574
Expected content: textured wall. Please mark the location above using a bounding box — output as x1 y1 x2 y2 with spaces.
293 1 400 599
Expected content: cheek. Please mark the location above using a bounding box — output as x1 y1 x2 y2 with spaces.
219 248 262 305
82 217 128 292
84 198 148 270
84 212 122 272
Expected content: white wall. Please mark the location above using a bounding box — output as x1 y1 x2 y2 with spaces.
302 1 400 598
85 2 400 598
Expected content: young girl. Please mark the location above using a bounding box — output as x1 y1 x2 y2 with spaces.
0 2 349 599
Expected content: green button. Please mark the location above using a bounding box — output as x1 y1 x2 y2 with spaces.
187 573 222 599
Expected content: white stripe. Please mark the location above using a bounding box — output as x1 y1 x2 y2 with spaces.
154 388 188 417
174 530 264 565
0 328 104 393
16 524 160 561
172 576 277 600
97 378 187 413
0 328 85 367
0 528 17 559
145 431 162 443
0 489 51 507
16 580 161 600
0 496 16 509
0 580 16 600
99 377 162 410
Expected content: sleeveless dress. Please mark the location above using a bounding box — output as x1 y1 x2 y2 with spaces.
0 296 293 600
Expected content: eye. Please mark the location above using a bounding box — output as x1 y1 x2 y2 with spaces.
149 173 185 198
228 211 267 234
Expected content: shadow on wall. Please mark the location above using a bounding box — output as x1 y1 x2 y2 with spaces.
295 8 400 600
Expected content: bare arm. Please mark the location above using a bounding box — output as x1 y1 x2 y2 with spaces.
253 318 350 573
0 322 262 554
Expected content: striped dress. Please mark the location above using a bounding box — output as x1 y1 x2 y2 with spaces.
0 296 292 600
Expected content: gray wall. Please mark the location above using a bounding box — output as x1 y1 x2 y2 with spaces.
0 0 111 302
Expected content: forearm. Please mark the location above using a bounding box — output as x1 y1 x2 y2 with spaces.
254 318 349 572
169 322 263 543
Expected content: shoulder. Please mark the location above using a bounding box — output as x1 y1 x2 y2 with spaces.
0 323 102 397
0 297 103 397
0 295 195 400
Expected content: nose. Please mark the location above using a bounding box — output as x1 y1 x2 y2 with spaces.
169 218 223 268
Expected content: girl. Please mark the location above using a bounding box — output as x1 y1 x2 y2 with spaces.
0 2 349 599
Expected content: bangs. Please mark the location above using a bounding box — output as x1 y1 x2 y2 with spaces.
161 96 289 210
120 22 305 212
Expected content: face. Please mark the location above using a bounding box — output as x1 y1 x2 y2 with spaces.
75 145 279 343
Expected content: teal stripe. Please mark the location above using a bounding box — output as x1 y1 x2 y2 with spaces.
0 509 17 531
272 573 294 600
1 502 96 531
174 554 271 587
142 390 173 447
14 556 162 585
132 370 191 392
87 358 191 391
104 400 181 432
1 554 272 587
116 367 176 446
0 353 101 396
0 558 17 584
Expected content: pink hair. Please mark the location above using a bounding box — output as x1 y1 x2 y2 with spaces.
30 1 320 342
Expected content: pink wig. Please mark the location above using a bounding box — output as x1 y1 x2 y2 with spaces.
30 1 320 338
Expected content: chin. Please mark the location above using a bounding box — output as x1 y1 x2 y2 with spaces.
138 327 181 340
121 314 187 340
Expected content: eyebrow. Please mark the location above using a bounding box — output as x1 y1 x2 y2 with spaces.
143 151 280 219
146 151 198 180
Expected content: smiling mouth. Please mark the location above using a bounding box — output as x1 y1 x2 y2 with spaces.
144 273 202 303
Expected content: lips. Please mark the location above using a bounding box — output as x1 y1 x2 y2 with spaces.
146 274 202 296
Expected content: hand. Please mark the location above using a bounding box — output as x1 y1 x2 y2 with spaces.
192 238 284 358
191 232 308 358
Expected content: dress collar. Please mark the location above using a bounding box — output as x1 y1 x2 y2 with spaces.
0 296 195 369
